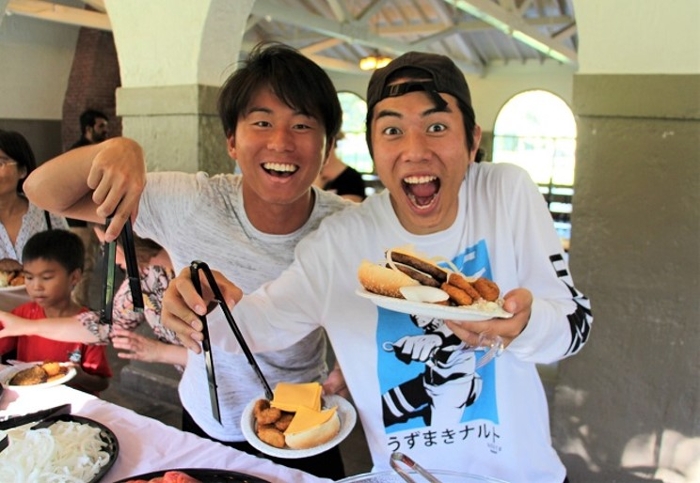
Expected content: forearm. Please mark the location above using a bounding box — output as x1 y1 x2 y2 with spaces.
23 137 145 225
155 343 188 367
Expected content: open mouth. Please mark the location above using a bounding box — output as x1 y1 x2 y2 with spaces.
403 175 440 209
263 162 298 178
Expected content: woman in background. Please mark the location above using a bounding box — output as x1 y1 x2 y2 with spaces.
0 130 68 311
0 130 68 264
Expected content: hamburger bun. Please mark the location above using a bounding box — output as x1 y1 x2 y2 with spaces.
358 260 419 298
284 410 341 450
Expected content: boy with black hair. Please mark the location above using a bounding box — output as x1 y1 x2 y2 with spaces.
0 230 111 395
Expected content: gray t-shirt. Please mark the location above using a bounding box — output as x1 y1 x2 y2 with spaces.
134 171 348 441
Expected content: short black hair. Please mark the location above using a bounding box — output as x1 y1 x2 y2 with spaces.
217 42 342 143
79 109 108 134
22 230 85 273
0 129 37 193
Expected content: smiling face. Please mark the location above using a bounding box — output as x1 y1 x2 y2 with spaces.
227 87 329 223
370 89 481 235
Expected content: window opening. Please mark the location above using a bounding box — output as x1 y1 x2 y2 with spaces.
492 90 577 251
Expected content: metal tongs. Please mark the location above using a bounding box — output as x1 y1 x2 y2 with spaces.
390 452 444 483
189 261 274 423
100 217 143 325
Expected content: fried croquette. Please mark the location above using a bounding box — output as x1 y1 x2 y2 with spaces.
441 282 474 306
274 412 294 432
253 399 282 425
40 361 64 377
473 277 500 302
256 424 286 448
9 365 48 386
447 273 482 300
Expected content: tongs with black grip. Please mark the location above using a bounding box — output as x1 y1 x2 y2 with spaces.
190 261 274 423
0 403 72 431
100 217 143 325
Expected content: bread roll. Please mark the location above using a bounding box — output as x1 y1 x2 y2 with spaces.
358 260 419 298
284 411 341 450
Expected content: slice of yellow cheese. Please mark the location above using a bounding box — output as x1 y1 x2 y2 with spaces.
271 382 322 412
284 405 337 436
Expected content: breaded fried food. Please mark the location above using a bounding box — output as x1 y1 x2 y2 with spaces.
274 412 294 432
473 277 500 302
41 361 63 377
9 365 48 386
253 398 282 425
441 282 474 306
447 273 482 300
256 423 286 448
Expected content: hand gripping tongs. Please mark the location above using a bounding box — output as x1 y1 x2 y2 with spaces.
100 217 143 325
189 261 274 423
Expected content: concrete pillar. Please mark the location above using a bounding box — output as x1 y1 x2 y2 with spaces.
104 0 255 173
553 1 700 481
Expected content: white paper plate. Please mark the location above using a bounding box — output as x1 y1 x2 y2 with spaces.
356 288 512 321
241 394 357 459
0 362 77 390
0 284 26 292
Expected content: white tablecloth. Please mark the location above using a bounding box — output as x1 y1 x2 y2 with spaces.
0 383 332 483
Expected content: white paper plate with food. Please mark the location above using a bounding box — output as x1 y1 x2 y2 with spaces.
356 288 512 321
241 393 357 459
0 284 25 292
0 361 77 389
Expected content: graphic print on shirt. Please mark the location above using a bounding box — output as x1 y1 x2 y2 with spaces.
377 240 500 453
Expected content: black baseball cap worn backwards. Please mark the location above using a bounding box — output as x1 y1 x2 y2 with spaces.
366 51 473 116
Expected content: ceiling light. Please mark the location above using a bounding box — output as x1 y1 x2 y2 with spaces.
359 53 392 71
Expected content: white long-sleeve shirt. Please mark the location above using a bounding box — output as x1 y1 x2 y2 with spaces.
209 162 592 482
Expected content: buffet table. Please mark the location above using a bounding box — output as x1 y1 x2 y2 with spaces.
0 383 331 483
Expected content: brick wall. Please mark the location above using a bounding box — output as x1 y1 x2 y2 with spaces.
62 26 122 151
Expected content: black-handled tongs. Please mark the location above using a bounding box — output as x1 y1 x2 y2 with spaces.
189 261 274 423
100 217 143 325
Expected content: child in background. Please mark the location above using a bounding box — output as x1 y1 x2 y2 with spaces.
0 229 111 394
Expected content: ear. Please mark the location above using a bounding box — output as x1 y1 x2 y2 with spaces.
322 136 336 166
226 134 236 160
469 125 483 162
68 268 82 290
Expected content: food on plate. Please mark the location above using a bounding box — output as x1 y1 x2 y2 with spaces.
125 470 203 483
0 258 24 288
252 382 340 450
8 361 69 386
0 419 110 482
358 246 503 308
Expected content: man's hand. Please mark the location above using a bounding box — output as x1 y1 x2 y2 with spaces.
446 288 532 348
322 361 350 399
87 138 146 241
161 266 242 353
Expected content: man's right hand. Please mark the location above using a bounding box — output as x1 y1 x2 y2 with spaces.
161 266 242 353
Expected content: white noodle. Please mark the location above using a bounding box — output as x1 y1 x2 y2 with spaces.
0 420 110 483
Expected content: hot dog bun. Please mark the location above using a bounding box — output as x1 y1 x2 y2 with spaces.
358 260 419 298
284 410 341 450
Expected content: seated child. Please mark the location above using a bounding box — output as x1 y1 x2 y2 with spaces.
0 229 112 395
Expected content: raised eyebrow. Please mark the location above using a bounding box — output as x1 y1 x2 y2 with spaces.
375 104 453 121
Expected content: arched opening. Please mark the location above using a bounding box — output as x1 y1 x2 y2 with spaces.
492 90 577 250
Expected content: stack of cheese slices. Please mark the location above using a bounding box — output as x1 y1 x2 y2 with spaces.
270 382 340 450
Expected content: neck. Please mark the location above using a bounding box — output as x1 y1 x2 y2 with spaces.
0 192 27 217
243 189 315 235
42 299 82 318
